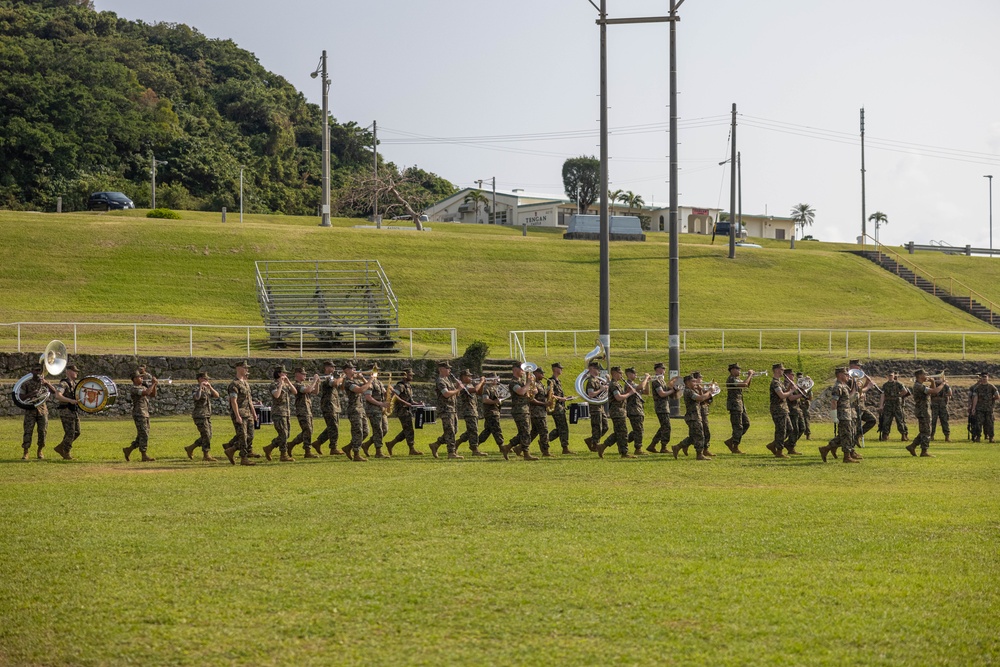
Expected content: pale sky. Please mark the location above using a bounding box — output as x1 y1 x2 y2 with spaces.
96 0 1000 247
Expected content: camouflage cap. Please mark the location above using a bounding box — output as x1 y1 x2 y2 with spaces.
31 363 43 373
609 366 622 373
683 374 694 383
772 363 784 371
293 367 306 375
234 359 249 368
692 371 702 378
551 362 563 369
914 369 926 377
728 363 740 371
849 359 861 366
197 371 209 380
834 367 847 375
322 360 336 367
342 361 356 370
460 368 472 377
654 362 665 370
625 367 636 374
588 360 601 368
979 372 989 378
532 367 545 375
438 360 452 369
65 364 79 372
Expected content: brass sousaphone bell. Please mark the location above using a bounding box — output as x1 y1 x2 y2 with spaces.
11 340 67 409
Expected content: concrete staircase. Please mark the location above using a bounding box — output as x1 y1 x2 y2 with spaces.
857 250 999 328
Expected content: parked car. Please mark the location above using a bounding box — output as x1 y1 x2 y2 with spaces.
87 192 135 211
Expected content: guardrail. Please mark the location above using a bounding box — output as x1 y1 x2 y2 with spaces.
2 322 458 359
905 241 1000 257
509 328 1000 361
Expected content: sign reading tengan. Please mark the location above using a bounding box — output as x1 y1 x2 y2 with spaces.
524 215 549 225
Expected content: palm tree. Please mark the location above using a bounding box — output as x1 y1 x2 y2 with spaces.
869 211 888 245
464 190 490 224
625 192 645 215
608 189 624 216
789 203 815 240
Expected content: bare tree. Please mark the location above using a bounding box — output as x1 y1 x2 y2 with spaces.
337 171 435 230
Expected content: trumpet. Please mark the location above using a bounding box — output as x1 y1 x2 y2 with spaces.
847 368 882 394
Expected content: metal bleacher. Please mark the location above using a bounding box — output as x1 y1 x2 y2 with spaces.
255 260 400 352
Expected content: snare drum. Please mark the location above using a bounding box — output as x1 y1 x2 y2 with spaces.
74 375 118 414
411 405 436 429
255 404 272 430
569 403 590 424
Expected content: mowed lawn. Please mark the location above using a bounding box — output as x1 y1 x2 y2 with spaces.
1 416 997 666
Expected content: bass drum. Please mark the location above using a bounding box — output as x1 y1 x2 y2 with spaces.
75 375 119 414
12 374 48 410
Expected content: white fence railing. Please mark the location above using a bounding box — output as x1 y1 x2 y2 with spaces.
509 328 1000 361
2 322 457 359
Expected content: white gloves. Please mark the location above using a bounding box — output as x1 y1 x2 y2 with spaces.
830 410 839 425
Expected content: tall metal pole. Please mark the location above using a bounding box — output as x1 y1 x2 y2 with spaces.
860 108 866 245
492 177 496 225
737 151 742 238
319 50 332 228
373 119 379 227
668 0 684 416
599 0 610 362
239 167 244 223
986 174 994 253
729 103 737 259
151 154 156 210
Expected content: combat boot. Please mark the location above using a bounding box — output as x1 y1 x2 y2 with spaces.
140 452 156 462
621 452 637 459
500 444 512 461
522 449 539 461
471 446 489 457
646 441 659 453
408 445 424 456
702 448 716 457
279 452 295 462
658 444 669 454
828 444 839 460
429 440 442 459
122 445 134 462
633 447 647 456
184 444 197 460
36 446 44 459
681 444 690 456
920 450 935 457
262 444 275 461
695 451 712 461
819 445 830 462
374 448 389 459
905 443 918 457
723 438 735 453
541 450 553 458
584 437 595 451
21 447 30 461
786 447 803 456
286 443 298 457
240 455 256 466
562 445 575 455
670 444 682 459
843 453 860 463
385 440 396 456
312 442 324 455
447 451 465 460
223 446 237 465
202 451 217 462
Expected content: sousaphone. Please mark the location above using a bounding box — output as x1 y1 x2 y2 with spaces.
11 340 67 409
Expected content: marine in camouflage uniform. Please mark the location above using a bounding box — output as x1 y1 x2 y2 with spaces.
546 363 573 454
286 368 321 458
724 364 752 454
478 381 506 453
673 375 710 461
19 365 53 459
847 360 878 448
224 360 256 465
783 369 805 455
313 361 344 456
343 363 373 461
264 366 296 462
820 368 857 463
797 373 814 439
623 368 649 455
647 363 675 453
598 367 634 459
124 370 157 462
455 370 488 456
929 377 951 442
362 372 390 458
693 371 714 452
583 362 609 451
907 370 948 457
185 372 218 462
527 367 553 456
969 373 999 443
386 369 423 455
52 364 81 460
430 361 464 459
505 364 537 461
878 374 910 441
766 363 794 458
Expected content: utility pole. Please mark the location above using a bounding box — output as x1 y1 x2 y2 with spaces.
737 151 742 239
860 108 866 245
239 167 244 223
668 0 685 416
373 120 379 228
476 179 484 224
729 103 737 259
986 175 994 254
312 51 332 227
491 177 496 226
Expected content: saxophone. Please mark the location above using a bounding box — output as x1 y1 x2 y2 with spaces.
546 379 558 414
381 373 394 416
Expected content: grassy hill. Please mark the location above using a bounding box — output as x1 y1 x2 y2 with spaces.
2 208 999 369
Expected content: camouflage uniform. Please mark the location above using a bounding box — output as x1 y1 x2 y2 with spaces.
910 381 932 453
725 375 751 446
344 377 367 454
455 383 481 451
699 388 713 448
604 380 629 456
508 377 531 452
546 376 570 449
191 384 214 453
829 380 855 459
433 375 459 455
528 377 551 454
785 378 804 451
227 377 255 458
769 377 790 453
364 378 389 452
879 380 909 440
971 382 999 442
800 386 813 438
56 377 80 454
649 375 672 449
683 386 705 453
269 380 293 455
20 375 48 452
930 383 951 440
130 384 150 453
585 375 609 448
313 376 342 453
848 375 878 446
625 380 645 451
286 380 315 454
478 384 505 450
387 379 416 449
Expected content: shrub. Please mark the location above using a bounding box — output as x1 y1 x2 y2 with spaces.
460 340 490 375
147 208 181 220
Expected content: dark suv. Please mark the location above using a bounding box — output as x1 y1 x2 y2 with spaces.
87 192 135 211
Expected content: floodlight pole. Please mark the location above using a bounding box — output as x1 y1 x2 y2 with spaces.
860 108 866 246
239 167 244 223
594 0 677 369
729 103 737 259
986 174 993 254
315 50 332 228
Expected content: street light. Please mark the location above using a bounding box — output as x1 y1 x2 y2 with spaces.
311 51 332 227
719 151 741 250
150 154 167 209
986 175 993 254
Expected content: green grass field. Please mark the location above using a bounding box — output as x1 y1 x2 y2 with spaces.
1 210 997 361
1 415 997 666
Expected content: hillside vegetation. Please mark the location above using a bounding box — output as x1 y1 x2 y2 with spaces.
1 210 996 354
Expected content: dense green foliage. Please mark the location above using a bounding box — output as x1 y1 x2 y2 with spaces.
562 155 600 214
0 0 455 213
146 207 179 219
